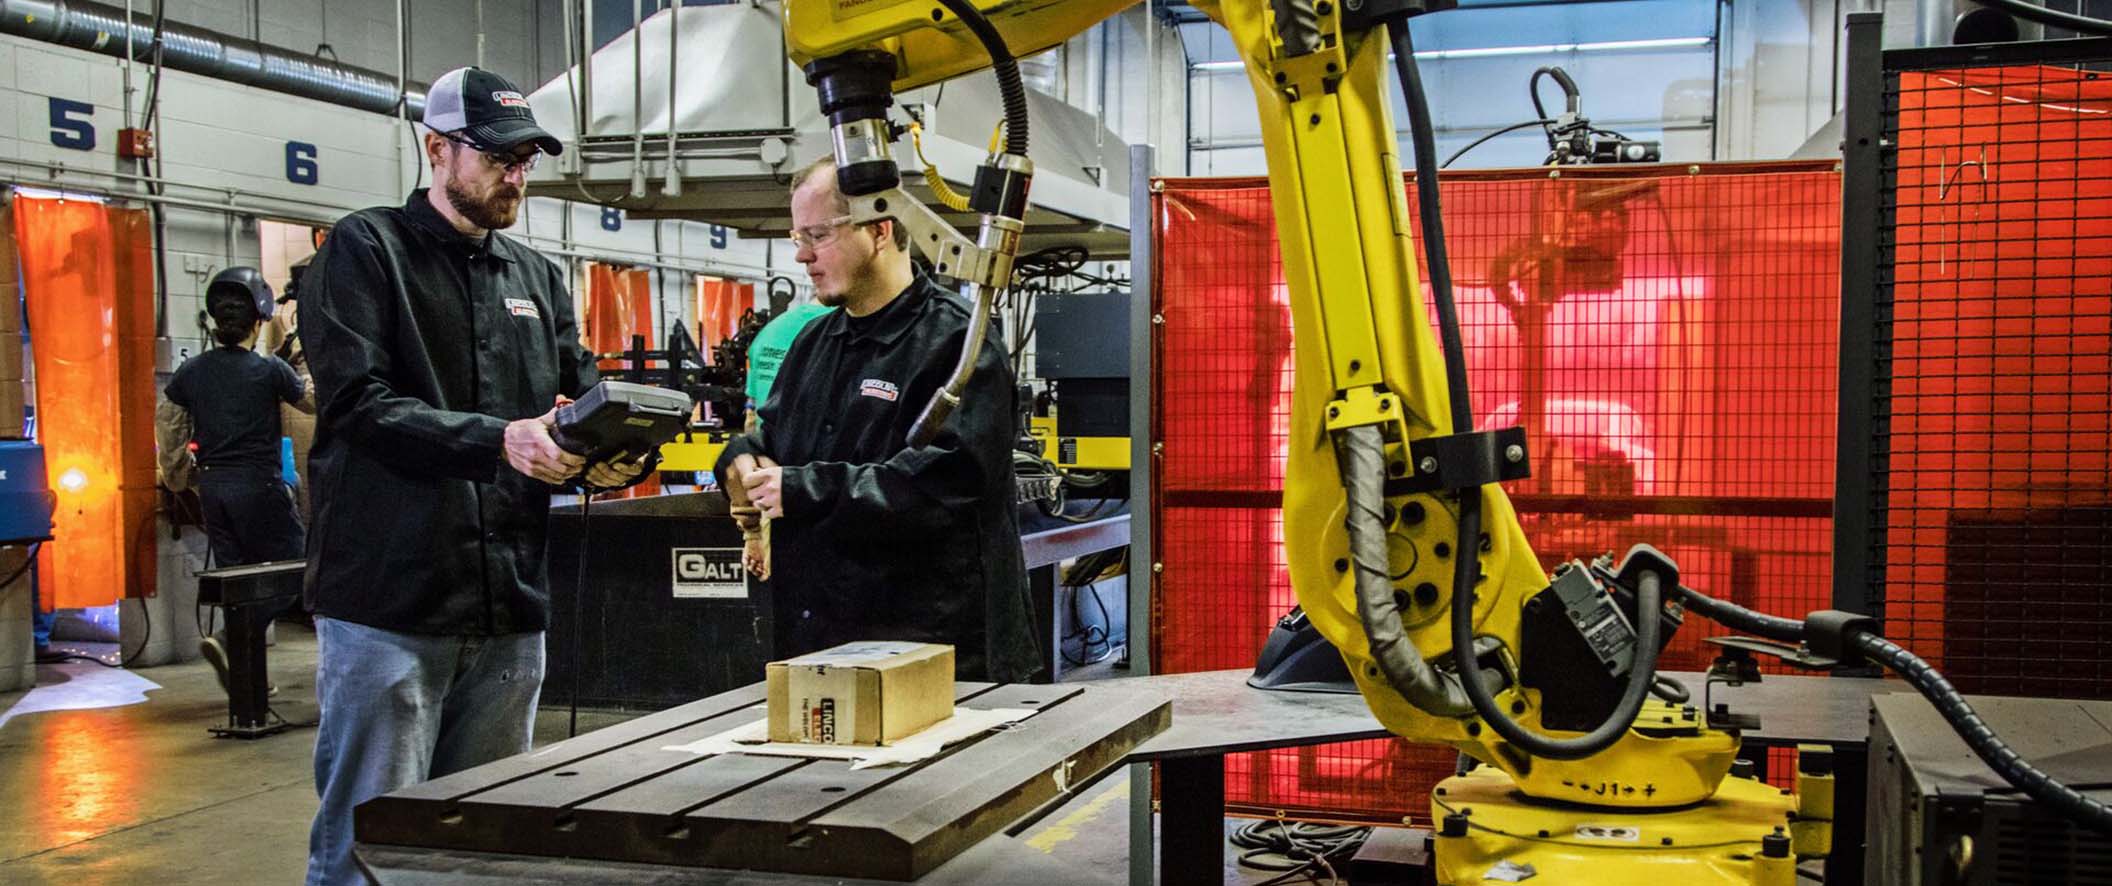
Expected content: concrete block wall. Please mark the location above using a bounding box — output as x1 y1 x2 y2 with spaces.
117 520 219 668
0 547 32 692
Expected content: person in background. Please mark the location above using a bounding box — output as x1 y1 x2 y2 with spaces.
743 287 835 435
264 226 327 523
155 266 312 690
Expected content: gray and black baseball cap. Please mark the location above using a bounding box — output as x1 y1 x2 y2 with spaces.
423 67 563 156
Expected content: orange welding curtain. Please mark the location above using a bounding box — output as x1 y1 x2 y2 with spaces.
13 196 158 609
581 261 659 497
695 277 755 350
583 262 654 371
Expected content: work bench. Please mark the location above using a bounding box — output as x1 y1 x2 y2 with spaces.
358 669 1893 885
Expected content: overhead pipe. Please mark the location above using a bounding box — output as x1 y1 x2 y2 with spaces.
395 0 410 194
560 0 583 174
662 1 679 197
581 0 595 144
628 0 646 197
0 0 427 117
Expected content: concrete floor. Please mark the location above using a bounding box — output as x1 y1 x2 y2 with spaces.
0 627 635 886
0 630 1298 885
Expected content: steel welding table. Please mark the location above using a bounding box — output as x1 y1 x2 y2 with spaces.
357 669 1892 885
1020 511 1130 682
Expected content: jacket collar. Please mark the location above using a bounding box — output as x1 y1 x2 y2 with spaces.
404 189 514 263
825 274 934 346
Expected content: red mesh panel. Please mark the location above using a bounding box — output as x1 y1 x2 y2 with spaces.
1152 163 1842 822
1882 65 2112 699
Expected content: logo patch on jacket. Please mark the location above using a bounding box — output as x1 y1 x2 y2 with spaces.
492 90 529 108
505 298 541 319
859 378 899 402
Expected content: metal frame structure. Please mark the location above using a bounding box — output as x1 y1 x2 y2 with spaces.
1833 11 1886 623
1125 141 1157 886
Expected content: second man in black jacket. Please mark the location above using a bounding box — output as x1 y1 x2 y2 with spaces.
716 158 1036 683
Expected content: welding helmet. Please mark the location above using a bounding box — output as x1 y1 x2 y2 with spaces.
206 266 275 325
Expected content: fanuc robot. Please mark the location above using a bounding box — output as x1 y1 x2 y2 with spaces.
776 1 2112 881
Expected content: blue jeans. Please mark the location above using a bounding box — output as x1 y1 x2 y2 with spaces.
306 617 545 885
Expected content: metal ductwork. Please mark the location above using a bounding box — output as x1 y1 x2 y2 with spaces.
0 0 424 118
525 2 1133 256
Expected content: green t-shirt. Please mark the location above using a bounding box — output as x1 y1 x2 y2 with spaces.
745 303 836 423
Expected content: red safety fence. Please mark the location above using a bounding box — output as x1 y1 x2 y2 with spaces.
1877 63 2112 700
1150 161 1842 822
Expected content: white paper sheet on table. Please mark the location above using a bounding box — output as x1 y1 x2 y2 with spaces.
660 707 1036 769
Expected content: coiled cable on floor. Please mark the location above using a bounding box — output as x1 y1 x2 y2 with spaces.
1230 818 1371 885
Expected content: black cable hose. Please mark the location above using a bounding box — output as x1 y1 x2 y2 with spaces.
1971 0 2112 36
1528 65 1579 149
1674 586 2112 834
119 505 163 668
1529 66 1579 116
1854 632 2112 834
1393 22 1657 760
1229 819 1369 878
1651 674 1691 705
1390 27 1473 438
1442 118 1555 169
934 0 1028 157
146 0 171 336
1674 585 1802 643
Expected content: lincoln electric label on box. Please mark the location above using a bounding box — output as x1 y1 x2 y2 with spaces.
670 547 747 599
766 642 956 746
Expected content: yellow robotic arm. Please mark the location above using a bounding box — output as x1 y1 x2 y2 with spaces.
784 0 1125 92
779 2 1826 881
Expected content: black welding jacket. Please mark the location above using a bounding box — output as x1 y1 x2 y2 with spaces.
715 276 1037 682
299 190 598 636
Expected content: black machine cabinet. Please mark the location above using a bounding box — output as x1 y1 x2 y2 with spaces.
546 493 771 712
1034 291 1131 439
1865 692 2112 886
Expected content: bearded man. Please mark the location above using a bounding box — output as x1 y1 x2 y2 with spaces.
296 66 645 885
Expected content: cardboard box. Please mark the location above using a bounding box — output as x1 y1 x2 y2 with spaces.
766 642 955 746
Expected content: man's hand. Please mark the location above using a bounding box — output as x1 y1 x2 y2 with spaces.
742 466 786 520
743 532 770 580
504 407 585 485
725 454 779 529
726 453 779 576
583 456 647 489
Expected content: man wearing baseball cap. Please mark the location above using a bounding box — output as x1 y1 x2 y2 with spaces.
297 66 646 884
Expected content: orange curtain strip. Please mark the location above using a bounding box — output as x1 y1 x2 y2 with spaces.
694 277 755 351
14 195 158 609
581 262 659 497
583 262 655 371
